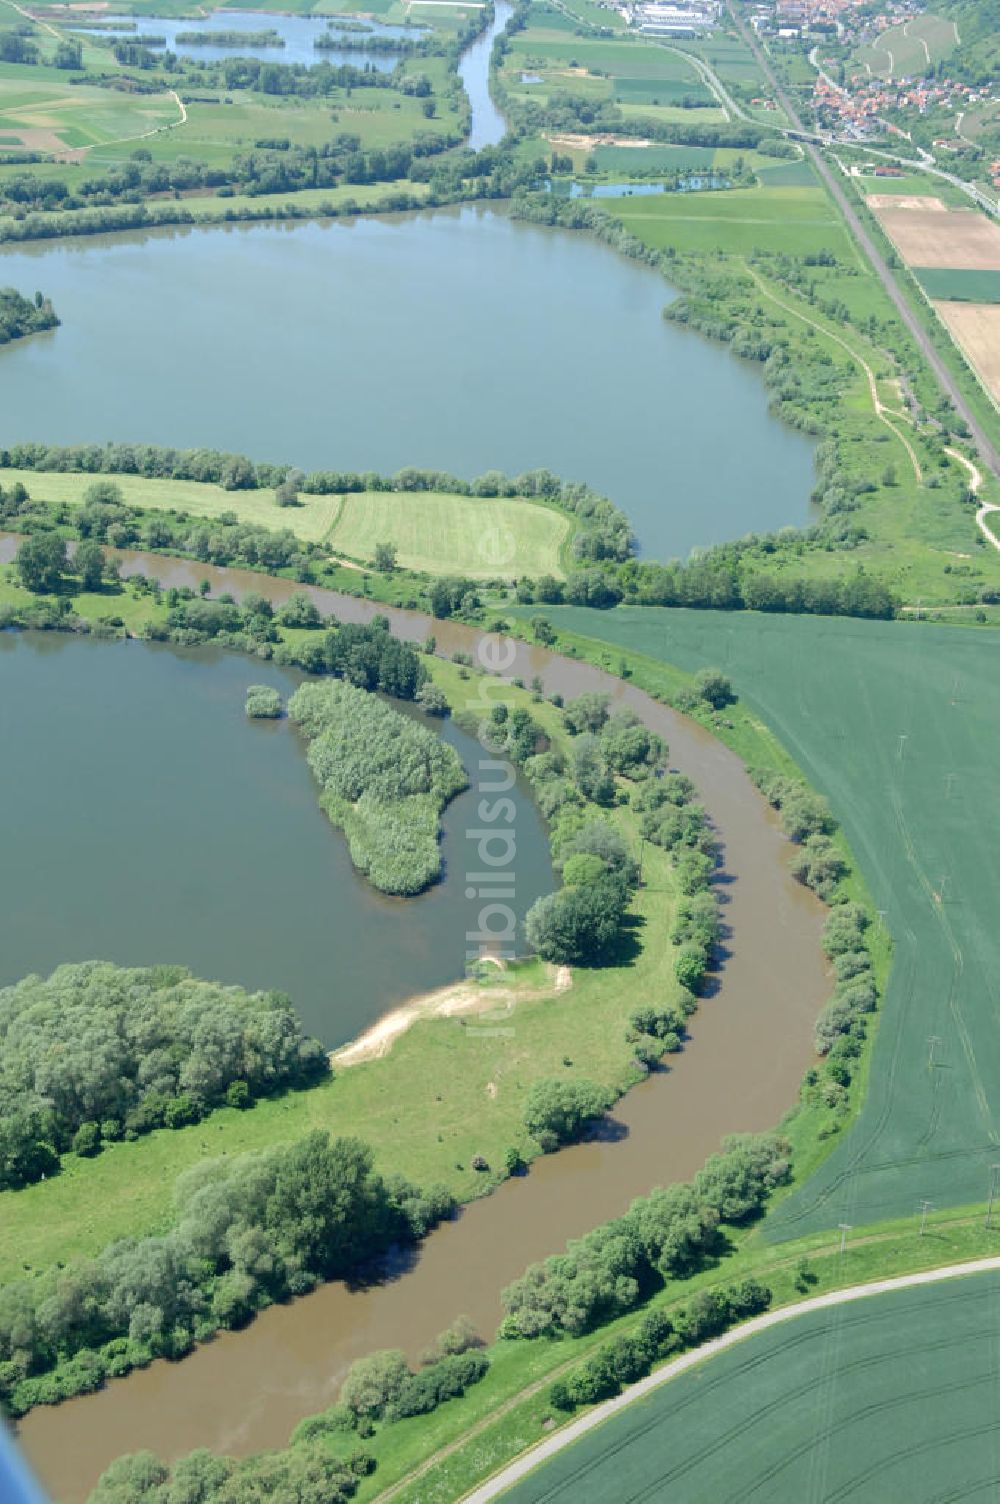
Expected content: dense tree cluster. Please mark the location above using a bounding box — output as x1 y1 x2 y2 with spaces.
0 962 327 1187
0 1131 454 1416
288 678 467 894
522 1078 610 1151
0 286 58 345
499 1133 789 1338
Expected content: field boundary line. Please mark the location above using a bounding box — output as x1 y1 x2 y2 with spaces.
459 1257 1000 1503
746 266 923 483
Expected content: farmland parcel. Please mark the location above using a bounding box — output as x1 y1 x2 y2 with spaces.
544 606 1000 1233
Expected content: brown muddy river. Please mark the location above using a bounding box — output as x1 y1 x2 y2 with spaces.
7 549 829 1501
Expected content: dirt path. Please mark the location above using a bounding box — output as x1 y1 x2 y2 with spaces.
3 0 61 37
459 1255 1000 1502
748 267 924 484
947 445 1000 552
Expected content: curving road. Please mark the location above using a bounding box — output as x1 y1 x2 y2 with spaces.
727 1 1000 481
460 1255 1000 1502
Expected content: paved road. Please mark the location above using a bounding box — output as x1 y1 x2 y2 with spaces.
729 2 1000 481
461 1255 1000 1502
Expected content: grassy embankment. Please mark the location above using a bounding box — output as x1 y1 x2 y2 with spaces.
0 604 687 1284
0 468 573 579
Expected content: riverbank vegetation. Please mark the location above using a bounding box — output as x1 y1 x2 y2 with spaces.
0 962 327 1188
288 678 468 895
0 286 57 344
0 1130 454 1416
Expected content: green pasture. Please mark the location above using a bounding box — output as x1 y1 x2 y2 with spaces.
542 606 1000 1235
753 155 816 187
857 172 970 208
914 266 1000 304
616 100 726 125
326 491 571 578
681 33 766 86
612 76 712 104
510 34 703 81
503 1270 1000 1504
611 183 852 256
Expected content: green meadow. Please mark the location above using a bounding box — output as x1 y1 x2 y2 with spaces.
326 491 571 578
0 470 571 577
612 182 854 256
539 607 1000 1235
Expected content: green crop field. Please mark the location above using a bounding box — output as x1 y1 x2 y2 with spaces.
592 142 718 172
539 607 1000 1235
503 1270 1000 1504
611 76 712 105
914 267 1000 304
326 492 571 578
610 183 853 256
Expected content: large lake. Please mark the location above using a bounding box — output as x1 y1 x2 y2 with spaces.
0 207 815 560
0 631 552 1046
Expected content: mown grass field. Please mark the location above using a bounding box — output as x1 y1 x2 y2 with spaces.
1 470 572 576
326 491 571 578
542 607 1000 1236
500 1269 1000 1504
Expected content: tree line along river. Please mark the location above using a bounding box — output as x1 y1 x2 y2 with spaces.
2 552 831 1502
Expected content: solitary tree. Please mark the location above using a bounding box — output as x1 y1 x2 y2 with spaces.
16 533 67 594
74 539 105 592
374 541 398 574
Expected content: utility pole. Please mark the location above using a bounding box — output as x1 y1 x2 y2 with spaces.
838 1223 851 1255
920 1200 933 1235
986 1166 1000 1229
927 1035 942 1069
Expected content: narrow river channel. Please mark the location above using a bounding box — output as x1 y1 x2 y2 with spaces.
8 553 831 1501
